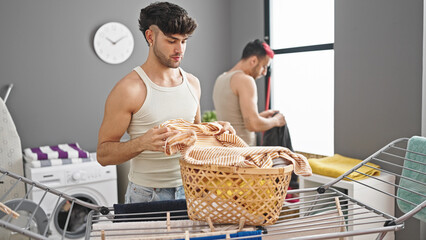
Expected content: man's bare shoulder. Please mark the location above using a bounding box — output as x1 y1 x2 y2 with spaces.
113 71 145 97
230 72 256 87
107 70 146 113
186 72 200 86
185 72 201 95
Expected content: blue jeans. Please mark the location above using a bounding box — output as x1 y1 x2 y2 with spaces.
124 181 185 203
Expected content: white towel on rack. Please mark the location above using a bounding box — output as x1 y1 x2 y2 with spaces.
23 143 89 161
0 97 25 201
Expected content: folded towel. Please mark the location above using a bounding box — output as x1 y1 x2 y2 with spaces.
26 158 93 168
308 154 380 180
23 143 89 161
397 136 426 222
160 119 312 176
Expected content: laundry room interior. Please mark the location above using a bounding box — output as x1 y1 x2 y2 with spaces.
0 0 425 239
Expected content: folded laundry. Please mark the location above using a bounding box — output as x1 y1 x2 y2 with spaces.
23 143 89 161
26 158 93 168
160 119 312 176
308 154 380 180
113 199 188 222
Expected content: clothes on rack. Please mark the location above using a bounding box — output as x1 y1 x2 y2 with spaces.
308 154 380 180
397 135 426 222
160 119 312 176
92 219 259 240
113 199 188 222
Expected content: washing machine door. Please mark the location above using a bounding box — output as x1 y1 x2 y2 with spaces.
53 194 98 239
0 199 49 239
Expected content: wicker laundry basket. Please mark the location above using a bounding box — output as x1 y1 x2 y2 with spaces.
180 159 293 226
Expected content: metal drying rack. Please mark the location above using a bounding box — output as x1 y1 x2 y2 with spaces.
0 167 110 240
84 137 425 240
1 138 425 239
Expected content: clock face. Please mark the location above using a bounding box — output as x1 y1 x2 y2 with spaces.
93 22 134 64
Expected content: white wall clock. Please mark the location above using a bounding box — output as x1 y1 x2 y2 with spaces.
93 22 134 64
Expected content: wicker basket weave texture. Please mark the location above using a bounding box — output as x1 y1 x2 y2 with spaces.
180 159 293 226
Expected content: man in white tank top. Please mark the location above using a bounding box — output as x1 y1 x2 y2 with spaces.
213 40 286 146
96 2 234 203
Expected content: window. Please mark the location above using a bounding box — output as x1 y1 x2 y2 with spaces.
267 0 334 156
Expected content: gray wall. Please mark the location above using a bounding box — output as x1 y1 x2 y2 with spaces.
335 0 423 159
423 0 426 138
230 0 266 112
0 0 232 152
335 0 423 239
0 0 424 238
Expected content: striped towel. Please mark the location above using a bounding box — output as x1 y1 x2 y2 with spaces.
23 143 89 161
160 119 312 176
27 158 93 168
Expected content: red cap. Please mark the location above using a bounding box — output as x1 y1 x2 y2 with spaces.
262 42 274 59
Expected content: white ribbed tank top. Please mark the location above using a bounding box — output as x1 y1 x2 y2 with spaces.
127 66 198 188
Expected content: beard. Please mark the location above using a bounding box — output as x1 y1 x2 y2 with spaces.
250 64 262 79
153 43 182 69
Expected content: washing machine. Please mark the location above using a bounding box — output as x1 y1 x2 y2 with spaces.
24 155 117 239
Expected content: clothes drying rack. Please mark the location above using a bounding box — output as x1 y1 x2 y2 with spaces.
0 138 425 239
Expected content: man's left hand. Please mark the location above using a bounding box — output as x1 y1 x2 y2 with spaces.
215 121 236 135
260 109 279 118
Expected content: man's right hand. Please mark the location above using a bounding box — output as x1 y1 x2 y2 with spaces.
139 127 178 152
273 113 286 127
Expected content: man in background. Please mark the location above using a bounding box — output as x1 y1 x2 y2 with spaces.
213 39 285 146
97 2 233 203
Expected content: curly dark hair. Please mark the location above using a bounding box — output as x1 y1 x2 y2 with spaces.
241 39 273 60
139 2 197 45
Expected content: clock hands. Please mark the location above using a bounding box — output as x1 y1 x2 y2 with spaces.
105 37 115 44
114 35 127 44
105 35 128 45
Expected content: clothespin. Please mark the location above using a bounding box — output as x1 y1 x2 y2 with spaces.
334 197 346 240
334 197 343 216
0 202 19 219
185 230 190 240
166 212 171 232
206 217 215 232
101 230 105 240
238 217 246 231
226 233 231 240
